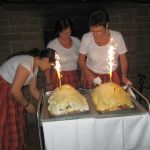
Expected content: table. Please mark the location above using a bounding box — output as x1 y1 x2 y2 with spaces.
42 113 150 150
38 89 150 150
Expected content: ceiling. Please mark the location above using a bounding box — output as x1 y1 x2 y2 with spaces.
0 0 150 4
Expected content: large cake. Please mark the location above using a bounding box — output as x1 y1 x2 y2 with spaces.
48 84 89 116
91 82 133 112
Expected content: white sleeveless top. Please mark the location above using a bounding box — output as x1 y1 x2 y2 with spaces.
0 55 38 85
79 30 128 74
47 36 80 71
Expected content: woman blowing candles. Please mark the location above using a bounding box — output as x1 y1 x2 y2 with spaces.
45 17 80 90
78 8 131 89
0 48 56 150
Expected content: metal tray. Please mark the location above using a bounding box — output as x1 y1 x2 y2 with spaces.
38 86 150 123
39 90 95 122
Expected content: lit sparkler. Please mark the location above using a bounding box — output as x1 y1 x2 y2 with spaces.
107 38 116 82
55 54 62 88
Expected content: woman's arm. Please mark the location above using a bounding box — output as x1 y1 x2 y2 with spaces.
78 53 88 73
78 53 95 83
29 76 41 100
119 53 132 84
44 69 53 90
44 69 51 85
11 65 36 113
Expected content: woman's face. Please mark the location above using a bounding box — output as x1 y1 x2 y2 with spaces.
90 25 107 39
39 58 53 71
59 27 72 40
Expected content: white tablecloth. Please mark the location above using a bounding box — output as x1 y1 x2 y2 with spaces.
43 113 150 150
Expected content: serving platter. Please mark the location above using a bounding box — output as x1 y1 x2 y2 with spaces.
38 87 149 123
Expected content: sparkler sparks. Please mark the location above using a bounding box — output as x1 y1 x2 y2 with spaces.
107 38 116 82
55 54 62 88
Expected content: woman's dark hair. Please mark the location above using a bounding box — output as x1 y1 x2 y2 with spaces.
54 16 73 36
40 48 56 63
89 8 109 28
7 48 56 63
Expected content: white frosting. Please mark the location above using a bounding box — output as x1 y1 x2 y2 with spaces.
48 84 89 115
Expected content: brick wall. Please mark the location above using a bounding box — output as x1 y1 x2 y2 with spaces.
0 2 150 99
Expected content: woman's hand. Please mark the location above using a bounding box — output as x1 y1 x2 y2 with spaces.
25 102 36 114
122 75 132 85
84 69 95 84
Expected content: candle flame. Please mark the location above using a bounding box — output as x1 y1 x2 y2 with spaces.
107 38 116 82
55 54 62 88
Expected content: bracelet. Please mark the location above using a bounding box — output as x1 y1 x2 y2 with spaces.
24 101 29 108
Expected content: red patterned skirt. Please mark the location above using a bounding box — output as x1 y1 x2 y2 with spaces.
49 69 80 90
81 69 120 89
0 76 26 150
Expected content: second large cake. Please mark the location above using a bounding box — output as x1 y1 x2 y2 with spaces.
91 82 134 112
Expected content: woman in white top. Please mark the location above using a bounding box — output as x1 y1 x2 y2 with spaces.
0 48 55 150
45 17 81 90
78 8 131 89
